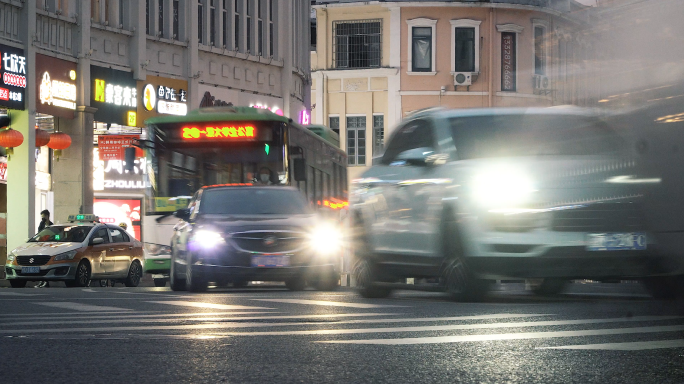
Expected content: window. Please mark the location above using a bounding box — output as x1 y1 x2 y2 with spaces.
534 25 546 75
450 19 481 73
407 19 436 73
257 0 263 54
347 116 366 166
329 116 339 136
108 227 128 243
497 24 523 92
94 228 110 244
333 20 382 69
246 1 252 53
173 0 179 39
222 0 228 47
373 114 384 156
158 0 164 37
198 0 204 44
119 0 125 28
381 120 435 165
269 0 274 56
234 0 240 50
146 0 151 34
210 0 216 45
310 17 316 52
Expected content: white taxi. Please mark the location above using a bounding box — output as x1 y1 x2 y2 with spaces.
4 214 144 288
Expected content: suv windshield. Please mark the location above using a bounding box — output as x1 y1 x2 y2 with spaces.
29 225 93 243
449 114 624 159
199 188 311 215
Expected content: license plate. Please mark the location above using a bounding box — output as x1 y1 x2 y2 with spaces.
251 255 290 267
586 233 647 251
21 266 41 274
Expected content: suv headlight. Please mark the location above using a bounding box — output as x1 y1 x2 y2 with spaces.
191 230 225 250
309 224 343 256
472 167 536 207
53 250 78 261
7 251 15 262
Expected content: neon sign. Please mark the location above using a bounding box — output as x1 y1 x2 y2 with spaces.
39 71 77 110
182 126 256 140
299 110 310 125
250 103 284 116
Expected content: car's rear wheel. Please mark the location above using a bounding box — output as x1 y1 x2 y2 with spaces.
71 261 91 288
153 278 167 287
441 215 489 302
169 250 186 291
186 262 208 293
532 278 567 296
9 280 27 288
285 278 306 291
124 261 142 287
354 259 391 298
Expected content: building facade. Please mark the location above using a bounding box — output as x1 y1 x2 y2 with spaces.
0 0 311 267
311 0 594 183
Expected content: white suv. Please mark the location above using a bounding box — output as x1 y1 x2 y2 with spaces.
350 107 681 300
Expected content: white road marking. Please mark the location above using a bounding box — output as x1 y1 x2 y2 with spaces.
0 292 46 297
538 339 684 351
0 311 276 322
250 298 406 308
82 289 96 293
0 313 398 334
147 300 273 310
318 324 684 345
32 302 133 312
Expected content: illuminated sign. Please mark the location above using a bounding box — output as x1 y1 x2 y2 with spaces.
94 79 137 107
250 103 284 116
0 44 26 109
93 147 147 191
39 71 77 110
127 111 137 126
299 110 310 125
181 126 256 140
142 84 156 111
91 66 137 126
158 100 188 115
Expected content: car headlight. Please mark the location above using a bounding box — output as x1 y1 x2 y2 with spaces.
7 252 15 262
309 224 343 256
144 243 172 256
191 230 225 249
472 167 536 207
53 250 78 261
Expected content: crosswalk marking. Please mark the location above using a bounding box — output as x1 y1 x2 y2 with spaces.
250 298 406 308
318 324 684 345
32 302 133 312
539 339 684 351
0 292 46 297
147 301 273 310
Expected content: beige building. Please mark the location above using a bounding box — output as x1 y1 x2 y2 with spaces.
311 0 593 184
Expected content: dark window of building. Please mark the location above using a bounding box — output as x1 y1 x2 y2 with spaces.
329 116 339 136
198 0 204 44
454 27 475 72
222 0 228 47
235 1 240 50
534 26 546 75
310 18 316 51
173 0 180 39
146 0 150 35
158 0 164 37
501 32 517 92
333 20 382 69
246 2 252 53
347 116 366 166
269 0 274 56
412 27 432 72
373 114 384 156
210 0 216 45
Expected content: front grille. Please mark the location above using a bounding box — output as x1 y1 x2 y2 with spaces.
485 212 542 232
551 202 646 232
16 255 52 266
230 231 307 254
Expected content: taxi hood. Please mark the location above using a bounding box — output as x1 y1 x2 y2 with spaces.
11 242 84 256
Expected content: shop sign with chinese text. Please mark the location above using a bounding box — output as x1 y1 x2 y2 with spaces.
501 32 517 92
97 135 142 160
137 75 188 124
91 66 138 126
0 44 26 110
36 54 77 118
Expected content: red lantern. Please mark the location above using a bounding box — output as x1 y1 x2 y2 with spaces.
48 132 72 160
0 128 24 160
35 128 50 148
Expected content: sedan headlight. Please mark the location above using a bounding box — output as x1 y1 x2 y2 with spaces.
7 252 15 262
53 250 78 261
191 230 225 249
309 224 343 256
472 167 536 207
144 243 172 256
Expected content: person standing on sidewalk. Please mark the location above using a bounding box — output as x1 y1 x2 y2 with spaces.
35 210 53 288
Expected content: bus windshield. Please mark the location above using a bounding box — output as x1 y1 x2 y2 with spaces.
145 121 286 215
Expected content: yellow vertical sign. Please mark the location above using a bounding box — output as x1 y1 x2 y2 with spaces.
127 111 137 126
94 79 105 102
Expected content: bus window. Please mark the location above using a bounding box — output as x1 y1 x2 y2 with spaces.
307 165 315 203
315 169 323 207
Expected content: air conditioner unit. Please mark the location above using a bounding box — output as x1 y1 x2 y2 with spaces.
533 75 551 92
453 72 472 86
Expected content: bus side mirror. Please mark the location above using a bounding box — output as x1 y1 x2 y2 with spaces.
293 158 306 181
124 147 136 172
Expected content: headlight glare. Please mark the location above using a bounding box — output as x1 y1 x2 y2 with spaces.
53 250 78 261
192 230 225 249
472 167 535 207
309 225 342 256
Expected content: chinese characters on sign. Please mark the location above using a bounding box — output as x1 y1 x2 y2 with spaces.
36 54 78 118
93 148 148 191
97 135 141 160
0 44 27 109
91 66 137 126
181 126 256 140
94 80 137 107
39 72 77 110
139 76 189 119
501 32 517 92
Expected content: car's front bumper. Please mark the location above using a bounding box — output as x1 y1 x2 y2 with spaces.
4 261 78 281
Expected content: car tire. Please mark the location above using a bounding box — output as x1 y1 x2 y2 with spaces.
354 259 391 298
643 276 684 299
441 215 489 302
99 279 109 287
153 278 167 288
532 278 567 296
285 278 306 291
71 261 91 288
169 250 187 291
124 261 143 287
186 263 208 293
9 280 27 288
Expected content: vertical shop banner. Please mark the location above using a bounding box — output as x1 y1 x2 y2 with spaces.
137 75 189 124
501 32 517 92
0 44 27 110
93 198 142 240
97 135 142 160
36 54 77 118
90 66 138 126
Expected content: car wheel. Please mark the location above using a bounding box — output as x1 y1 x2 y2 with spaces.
643 276 684 299
532 278 567 296
285 278 306 291
73 261 91 288
441 216 489 302
169 250 187 291
232 280 249 288
186 262 208 293
153 278 167 288
99 279 108 287
9 280 27 288
354 259 391 298
125 261 143 287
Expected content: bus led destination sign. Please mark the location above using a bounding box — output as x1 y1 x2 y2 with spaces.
181 125 256 140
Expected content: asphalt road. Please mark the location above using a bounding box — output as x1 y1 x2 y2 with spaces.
1 283 683 384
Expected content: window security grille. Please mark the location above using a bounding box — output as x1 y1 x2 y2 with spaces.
333 20 382 69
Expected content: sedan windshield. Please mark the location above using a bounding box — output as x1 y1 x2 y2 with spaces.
28 226 93 243
199 188 311 215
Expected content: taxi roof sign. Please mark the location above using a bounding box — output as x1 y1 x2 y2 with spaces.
68 214 99 223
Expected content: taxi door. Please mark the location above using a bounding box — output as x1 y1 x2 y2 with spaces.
88 227 111 275
107 227 134 276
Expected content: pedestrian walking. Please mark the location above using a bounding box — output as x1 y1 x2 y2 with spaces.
35 210 54 288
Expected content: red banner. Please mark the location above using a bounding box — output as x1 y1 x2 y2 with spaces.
97 135 142 160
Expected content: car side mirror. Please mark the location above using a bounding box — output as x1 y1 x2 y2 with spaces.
174 208 191 221
91 238 104 245
395 147 438 166
293 158 306 181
